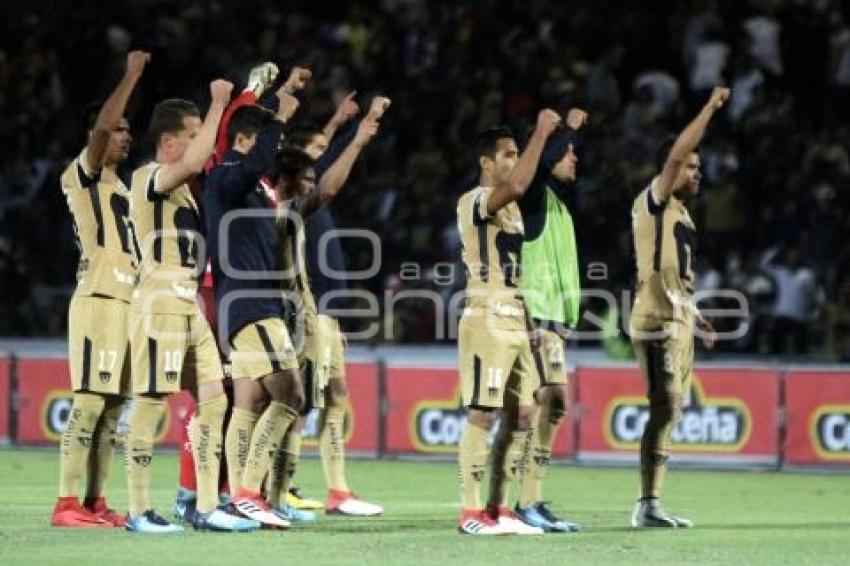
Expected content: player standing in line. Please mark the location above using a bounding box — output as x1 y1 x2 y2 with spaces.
512 108 589 533
124 78 257 533
282 95 387 517
172 62 308 522
455 110 561 535
204 66 308 529
629 87 727 528
52 50 149 528
266 97 389 519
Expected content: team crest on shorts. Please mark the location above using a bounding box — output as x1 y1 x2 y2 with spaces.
99 371 111 384
165 370 179 383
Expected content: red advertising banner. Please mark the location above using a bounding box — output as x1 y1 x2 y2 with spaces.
301 362 380 455
577 366 780 465
15 358 188 446
385 366 576 458
13 357 379 453
0 357 9 443
784 371 850 467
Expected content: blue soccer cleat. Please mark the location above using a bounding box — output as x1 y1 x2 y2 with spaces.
515 502 581 533
173 488 197 523
126 510 184 534
273 504 317 524
192 508 260 532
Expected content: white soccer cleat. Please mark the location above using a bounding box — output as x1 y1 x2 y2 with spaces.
494 506 544 535
232 488 290 529
631 498 693 528
325 490 383 517
246 62 279 97
458 509 513 535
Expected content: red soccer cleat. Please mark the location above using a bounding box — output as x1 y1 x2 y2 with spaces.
51 497 111 528
85 496 126 527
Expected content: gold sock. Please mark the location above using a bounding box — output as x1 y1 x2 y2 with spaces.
59 393 105 498
240 401 298 493
489 425 530 508
224 408 258 496
84 397 123 502
458 422 488 510
640 408 674 499
125 396 165 517
190 394 227 513
269 428 301 508
519 404 559 508
319 405 349 491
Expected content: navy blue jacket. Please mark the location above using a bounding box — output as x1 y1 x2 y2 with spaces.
305 121 359 313
204 119 286 341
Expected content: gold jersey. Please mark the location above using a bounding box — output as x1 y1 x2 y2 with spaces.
60 149 136 302
129 162 203 314
457 186 525 330
631 179 697 329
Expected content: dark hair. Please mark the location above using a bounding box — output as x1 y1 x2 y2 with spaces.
269 146 315 185
474 125 515 161
655 137 700 172
148 99 200 147
287 123 325 150
226 105 274 147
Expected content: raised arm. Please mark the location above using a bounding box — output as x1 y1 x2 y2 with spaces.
155 79 233 192
86 50 150 169
655 86 729 201
486 108 561 214
322 90 360 141
300 96 389 218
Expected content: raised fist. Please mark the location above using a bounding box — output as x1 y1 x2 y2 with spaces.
707 87 730 110
210 79 234 105
126 50 151 77
536 108 561 138
368 96 392 120
333 91 360 124
566 108 588 130
283 66 312 94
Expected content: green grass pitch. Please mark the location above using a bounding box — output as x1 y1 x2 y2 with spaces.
1 450 849 565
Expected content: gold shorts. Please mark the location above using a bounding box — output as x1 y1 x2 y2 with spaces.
532 329 568 387
230 317 298 381
632 320 694 402
68 294 131 396
457 317 537 409
129 305 223 395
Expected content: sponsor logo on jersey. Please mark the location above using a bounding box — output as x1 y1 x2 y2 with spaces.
603 375 751 452
810 405 850 461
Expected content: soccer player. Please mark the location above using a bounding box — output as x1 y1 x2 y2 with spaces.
204 66 308 529
284 94 387 517
51 50 149 528
455 109 561 535
266 96 389 519
171 61 291 522
124 78 257 533
629 86 727 528
513 108 588 533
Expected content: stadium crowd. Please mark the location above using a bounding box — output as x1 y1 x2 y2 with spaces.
0 0 848 360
